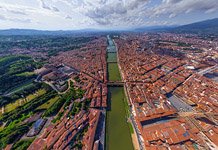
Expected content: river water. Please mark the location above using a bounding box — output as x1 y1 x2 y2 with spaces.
106 35 133 150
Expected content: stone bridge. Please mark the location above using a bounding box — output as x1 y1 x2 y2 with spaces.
107 81 124 86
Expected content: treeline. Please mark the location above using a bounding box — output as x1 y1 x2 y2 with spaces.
43 86 76 117
0 55 29 66
43 82 85 117
11 139 34 150
69 98 91 117
0 36 95 56
0 123 30 148
0 82 49 107
0 55 43 94
0 90 56 124
0 90 57 148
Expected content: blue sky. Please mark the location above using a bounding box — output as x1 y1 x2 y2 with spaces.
0 0 218 30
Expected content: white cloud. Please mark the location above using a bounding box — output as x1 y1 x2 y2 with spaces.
149 0 218 18
0 0 217 30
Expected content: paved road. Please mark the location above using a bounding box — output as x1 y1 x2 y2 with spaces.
98 109 106 150
129 108 145 150
198 65 218 75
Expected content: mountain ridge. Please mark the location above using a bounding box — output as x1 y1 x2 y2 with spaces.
0 18 218 35
169 18 218 35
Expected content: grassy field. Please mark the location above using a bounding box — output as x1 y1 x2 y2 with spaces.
4 80 34 96
108 63 121 81
106 87 133 150
37 96 59 110
107 53 117 62
16 71 35 77
1 89 46 115
0 125 4 131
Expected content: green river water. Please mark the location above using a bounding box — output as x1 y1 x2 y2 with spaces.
106 35 133 150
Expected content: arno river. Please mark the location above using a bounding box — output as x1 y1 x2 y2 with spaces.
106 35 133 150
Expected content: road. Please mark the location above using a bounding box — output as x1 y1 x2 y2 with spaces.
130 112 145 150
98 109 106 150
198 65 218 75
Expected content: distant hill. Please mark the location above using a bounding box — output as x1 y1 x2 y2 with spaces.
170 18 218 35
0 18 218 35
0 29 64 36
134 26 177 32
0 29 102 36
133 18 218 35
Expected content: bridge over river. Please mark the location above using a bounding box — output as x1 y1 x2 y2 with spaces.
107 81 124 86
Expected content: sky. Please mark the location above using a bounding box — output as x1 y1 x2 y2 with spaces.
0 0 218 30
